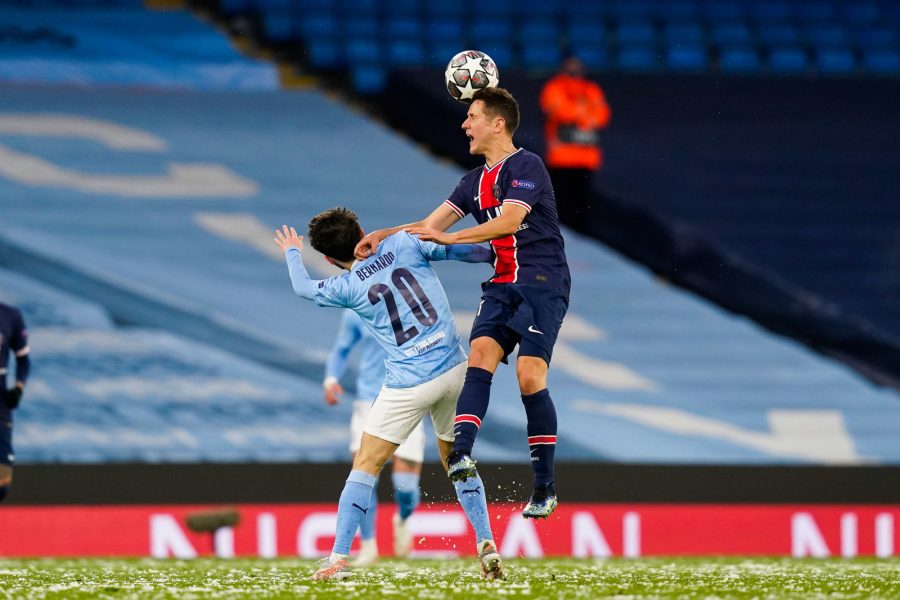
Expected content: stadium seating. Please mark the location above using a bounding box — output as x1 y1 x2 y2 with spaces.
1 86 898 465
204 0 900 92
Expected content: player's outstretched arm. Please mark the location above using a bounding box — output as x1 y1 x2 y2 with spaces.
274 224 319 300
354 203 460 259
409 204 527 245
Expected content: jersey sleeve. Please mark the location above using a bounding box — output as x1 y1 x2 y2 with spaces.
502 155 550 214
313 275 352 308
10 309 29 356
444 172 473 219
409 231 449 262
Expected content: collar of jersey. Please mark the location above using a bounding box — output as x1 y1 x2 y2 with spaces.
483 147 522 172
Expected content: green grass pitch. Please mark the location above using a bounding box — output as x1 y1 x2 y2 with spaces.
1 557 898 599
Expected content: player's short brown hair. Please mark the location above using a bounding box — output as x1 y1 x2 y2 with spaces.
472 87 520 135
307 207 362 262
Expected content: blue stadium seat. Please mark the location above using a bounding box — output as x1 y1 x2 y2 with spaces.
518 21 560 44
425 19 463 42
862 49 900 75
470 20 513 44
343 17 378 38
568 22 606 46
616 20 656 45
854 27 898 50
387 40 425 67
301 13 339 38
382 0 422 17
792 2 835 22
746 1 790 22
838 2 880 25
663 22 705 44
768 47 809 74
561 0 607 20
517 0 562 18
655 1 697 21
474 0 515 17
665 44 708 72
757 23 799 45
424 2 464 17
816 48 856 75
344 38 382 63
609 0 654 18
306 37 340 68
426 42 463 68
350 64 386 94
804 24 850 47
571 45 609 70
615 45 659 72
296 0 338 10
521 43 563 72
262 11 296 43
339 0 378 16
710 23 753 46
719 47 761 73
386 17 422 40
701 1 743 21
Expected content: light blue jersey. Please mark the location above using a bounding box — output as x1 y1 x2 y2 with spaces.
326 310 385 400
285 231 492 388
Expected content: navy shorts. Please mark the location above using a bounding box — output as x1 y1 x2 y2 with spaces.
470 283 569 365
0 416 13 466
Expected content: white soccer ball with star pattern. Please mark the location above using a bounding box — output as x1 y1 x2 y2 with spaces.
444 50 500 103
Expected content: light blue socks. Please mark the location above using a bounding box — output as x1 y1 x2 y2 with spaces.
453 472 494 543
392 471 421 520
333 470 378 556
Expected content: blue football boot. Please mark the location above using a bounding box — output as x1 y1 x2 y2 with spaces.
522 483 558 519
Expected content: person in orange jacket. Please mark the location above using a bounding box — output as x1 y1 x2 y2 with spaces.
539 56 611 230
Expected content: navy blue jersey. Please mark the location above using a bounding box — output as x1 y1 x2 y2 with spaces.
0 303 28 386
445 148 570 290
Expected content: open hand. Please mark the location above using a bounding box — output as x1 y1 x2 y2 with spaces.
274 224 304 252
405 227 455 245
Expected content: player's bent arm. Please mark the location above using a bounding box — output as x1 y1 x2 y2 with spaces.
284 248 320 300
446 244 494 264
447 204 527 244
354 204 460 259
325 316 360 382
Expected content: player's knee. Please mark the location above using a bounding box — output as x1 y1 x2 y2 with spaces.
468 338 503 371
516 362 547 395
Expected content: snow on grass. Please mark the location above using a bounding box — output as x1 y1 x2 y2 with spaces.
0 557 897 599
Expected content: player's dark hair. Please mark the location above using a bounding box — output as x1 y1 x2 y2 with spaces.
307 207 362 263
472 87 520 135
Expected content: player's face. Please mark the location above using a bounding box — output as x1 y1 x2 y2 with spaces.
462 100 494 156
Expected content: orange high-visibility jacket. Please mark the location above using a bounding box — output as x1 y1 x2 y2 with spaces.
539 74 611 170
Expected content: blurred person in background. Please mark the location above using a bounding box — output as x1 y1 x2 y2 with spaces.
539 55 611 232
324 309 426 563
0 301 30 503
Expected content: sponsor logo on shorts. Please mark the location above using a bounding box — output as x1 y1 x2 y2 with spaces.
528 325 544 335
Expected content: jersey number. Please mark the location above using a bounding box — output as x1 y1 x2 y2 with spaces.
368 268 438 346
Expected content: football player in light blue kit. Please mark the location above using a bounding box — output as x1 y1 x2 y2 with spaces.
324 309 426 563
273 208 505 582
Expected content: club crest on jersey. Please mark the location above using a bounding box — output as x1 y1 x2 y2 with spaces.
492 183 502 199
511 179 535 190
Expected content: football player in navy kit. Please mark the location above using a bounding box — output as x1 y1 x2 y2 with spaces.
355 87 569 518
0 301 31 503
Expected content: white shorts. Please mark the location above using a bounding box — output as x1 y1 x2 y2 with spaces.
350 400 426 463
364 361 466 450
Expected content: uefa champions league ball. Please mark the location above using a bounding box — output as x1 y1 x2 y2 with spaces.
444 50 500 103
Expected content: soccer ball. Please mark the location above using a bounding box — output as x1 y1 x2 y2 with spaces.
444 50 500 103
